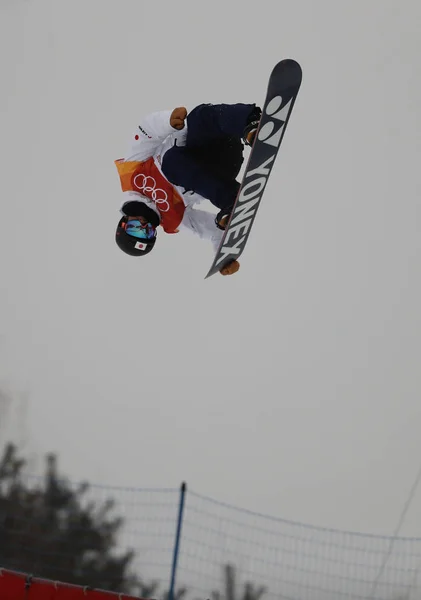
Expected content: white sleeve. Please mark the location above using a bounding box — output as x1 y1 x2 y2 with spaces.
125 110 177 162
138 110 175 141
180 206 223 254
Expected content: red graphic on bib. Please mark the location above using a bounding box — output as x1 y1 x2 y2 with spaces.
115 157 185 233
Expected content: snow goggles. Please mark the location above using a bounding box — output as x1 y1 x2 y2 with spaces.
124 219 156 240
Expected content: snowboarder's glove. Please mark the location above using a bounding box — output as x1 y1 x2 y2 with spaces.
220 260 240 276
170 107 187 130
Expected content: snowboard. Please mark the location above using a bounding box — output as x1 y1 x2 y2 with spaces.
205 59 303 278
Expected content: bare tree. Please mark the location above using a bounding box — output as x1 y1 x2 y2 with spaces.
0 387 12 444
210 564 267 600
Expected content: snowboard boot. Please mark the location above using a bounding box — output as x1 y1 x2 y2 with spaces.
242 105 262 147
215 207 232 230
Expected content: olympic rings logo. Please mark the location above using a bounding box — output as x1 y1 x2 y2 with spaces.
133 174 170 212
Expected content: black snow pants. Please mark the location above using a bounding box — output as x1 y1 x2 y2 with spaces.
161 103 256 212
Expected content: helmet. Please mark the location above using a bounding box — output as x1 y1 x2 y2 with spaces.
115 201 160 257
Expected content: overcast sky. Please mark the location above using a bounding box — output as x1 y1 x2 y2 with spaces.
1 0 421 545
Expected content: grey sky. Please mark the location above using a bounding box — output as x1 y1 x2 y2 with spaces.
0 0 420 543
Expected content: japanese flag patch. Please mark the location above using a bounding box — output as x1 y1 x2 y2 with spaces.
135 241 147 251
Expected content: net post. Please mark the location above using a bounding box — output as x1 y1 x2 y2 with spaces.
168 481 187 600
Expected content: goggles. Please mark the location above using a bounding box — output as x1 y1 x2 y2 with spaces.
124 219 157 240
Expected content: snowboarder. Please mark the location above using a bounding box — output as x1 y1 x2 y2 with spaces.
114 102 261 276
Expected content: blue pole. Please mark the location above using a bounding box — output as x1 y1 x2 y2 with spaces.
168 481 187 600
